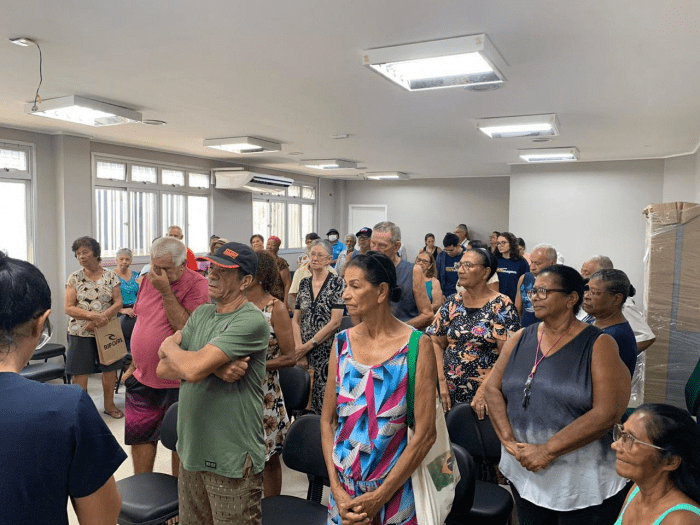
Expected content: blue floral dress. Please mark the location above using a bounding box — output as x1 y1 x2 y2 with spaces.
427 293 520 405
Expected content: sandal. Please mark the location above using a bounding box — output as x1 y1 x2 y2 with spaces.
103 407 124 419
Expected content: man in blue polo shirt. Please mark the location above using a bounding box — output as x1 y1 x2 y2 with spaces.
435 233 464 298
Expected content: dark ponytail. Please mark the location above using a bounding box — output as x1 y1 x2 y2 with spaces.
347 251 401 303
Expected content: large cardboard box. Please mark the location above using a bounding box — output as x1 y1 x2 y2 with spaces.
643 202 700 407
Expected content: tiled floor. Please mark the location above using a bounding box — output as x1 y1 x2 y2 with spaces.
54 374 328 525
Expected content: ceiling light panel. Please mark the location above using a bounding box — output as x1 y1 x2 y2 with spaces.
203 136 281 154
365 172 410 180
26 95 141 126
519 147 579 163
301 159 357 170
477 114 559 139
362 34 506 91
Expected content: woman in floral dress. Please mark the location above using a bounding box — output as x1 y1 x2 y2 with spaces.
427 247 520 417
247 251 295 497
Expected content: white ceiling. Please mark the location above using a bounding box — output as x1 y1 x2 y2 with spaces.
3 0 700 179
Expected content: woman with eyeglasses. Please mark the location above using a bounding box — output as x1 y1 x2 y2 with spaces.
427 248 520 416
0 252 126 525
485 264 632 524
292 239 345 414
495 231 530 303
611 404 700 524
415 252 444 313
582 268 638 377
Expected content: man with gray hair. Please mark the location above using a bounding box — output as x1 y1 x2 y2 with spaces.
122 236 210 477
515 243 559 327
371 221 433 329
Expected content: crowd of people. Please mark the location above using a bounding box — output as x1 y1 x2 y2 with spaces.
2 219 699 525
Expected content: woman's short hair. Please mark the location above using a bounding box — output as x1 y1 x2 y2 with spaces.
0 253 51 352
466 248 497 280
71 236 101 261
150 237 187 266
305 232 320 242
537 264 585 314
589 268 636 306
254 251 281 295
634 403 700 503
116 247 133 259
416 252 436 278
495 231 523 261
309 239 333 257
250 234 265 245
347 251 401 303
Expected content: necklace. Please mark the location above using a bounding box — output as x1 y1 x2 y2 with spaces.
522 320 576 408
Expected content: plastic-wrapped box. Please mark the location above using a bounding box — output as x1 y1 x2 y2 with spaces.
642 202 700 407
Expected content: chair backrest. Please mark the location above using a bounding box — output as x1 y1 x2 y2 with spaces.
475 415 502 463
282 414 329 481
278 366 311 412
448 443 476 517
160 402 178 452
445 403 485 461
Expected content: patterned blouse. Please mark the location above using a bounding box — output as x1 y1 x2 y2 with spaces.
66 268 120 338
427 292 520 404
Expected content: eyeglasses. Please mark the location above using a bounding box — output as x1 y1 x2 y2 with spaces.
416 258 431 265
525 287 568 300
35 317 52 350
454 261 484 270
309 252 329 260
583 287 615 298
497 241 509 246
613 424 665 451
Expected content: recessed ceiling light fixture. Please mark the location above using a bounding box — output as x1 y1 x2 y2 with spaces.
301 159 357 170
26 95 141 126
10 37 36 47
365 172 410 180
477 114 559 139
203 136 281 154
519 147 579 163
362 34 506 92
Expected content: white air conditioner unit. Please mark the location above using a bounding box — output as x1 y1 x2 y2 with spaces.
213 168 294 195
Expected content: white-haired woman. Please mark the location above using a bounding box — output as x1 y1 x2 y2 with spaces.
292 239 345 414
115 247 139 348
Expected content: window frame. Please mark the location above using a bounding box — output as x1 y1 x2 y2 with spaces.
92 153 213 260
0 140 36 262
252 183 317 252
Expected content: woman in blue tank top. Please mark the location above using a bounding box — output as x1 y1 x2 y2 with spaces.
612 404 700 525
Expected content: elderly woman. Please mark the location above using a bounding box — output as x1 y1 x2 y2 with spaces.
427 247 520 415
64 236 124 418
114 247 139 347
251 234 265 252
321 251 437 525
485 265 632 523
266 235 292 311
292 239 345 414
246 251 295 497
515 243 558 327
415 252 444 313
612 404 700 524
0 252 126 524
582 268 638 377
495 231 530 303
419 232 441 259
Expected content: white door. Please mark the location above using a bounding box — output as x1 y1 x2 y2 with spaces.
348 205 387 234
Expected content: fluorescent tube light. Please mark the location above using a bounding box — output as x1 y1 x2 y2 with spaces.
203 136 281 154
301 159 357 170
477 114 559 138
365 172 410 180
362 34 506 91
519 148 579 163
26 95 141 126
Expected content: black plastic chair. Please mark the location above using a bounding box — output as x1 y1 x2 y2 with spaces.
117 402 179 525
445 443 476 524
19 361 69 383
445 403 513 525
30 342 66 363
262 414 329 525
278 365 311 414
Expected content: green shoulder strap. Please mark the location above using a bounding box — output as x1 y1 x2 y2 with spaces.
406 329 422 429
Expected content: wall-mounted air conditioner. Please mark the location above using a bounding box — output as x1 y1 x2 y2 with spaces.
213 168 293 195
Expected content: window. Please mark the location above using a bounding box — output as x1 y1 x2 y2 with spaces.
94 156 212 257
252 183 316 250
0 143 33 261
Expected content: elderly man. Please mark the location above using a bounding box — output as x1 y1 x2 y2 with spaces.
515 243 558 327
334 233 356 277
122 237 209 476
157 242 269 525
454 223 469 249
167 225 199 271
340 227 372 277
371 221 433 329
435 232 464 298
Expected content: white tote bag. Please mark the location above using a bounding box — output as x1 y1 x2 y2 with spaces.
407 331 460 524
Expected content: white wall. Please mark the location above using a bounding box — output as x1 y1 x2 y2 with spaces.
662 151 700 203
341 177 510 258
509 160 665 296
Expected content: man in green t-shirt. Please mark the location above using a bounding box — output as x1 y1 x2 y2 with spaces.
157 242 269 525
